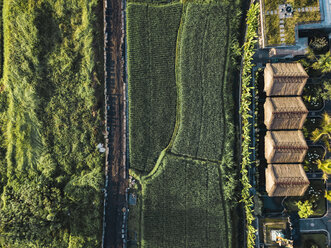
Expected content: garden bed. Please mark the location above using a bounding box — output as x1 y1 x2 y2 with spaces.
283 180 326 217
304 146 326 172
303 116 322 139
262 0 321 46
303 84 324 111
300 233 328 248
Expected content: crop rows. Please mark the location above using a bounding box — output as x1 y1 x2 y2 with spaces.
141 153 231 248
127 2 238 248
127 3 182 173
171 3 229 161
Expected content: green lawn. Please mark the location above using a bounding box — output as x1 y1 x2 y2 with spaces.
0 0 104 247
127 2 182 173
263 0 321 45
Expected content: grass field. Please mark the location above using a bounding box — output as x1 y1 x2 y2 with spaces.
127 3 182 174
0 0 104 247
127 1 239 247
141 153 231 248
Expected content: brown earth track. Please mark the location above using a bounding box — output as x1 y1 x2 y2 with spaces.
103 0 128 247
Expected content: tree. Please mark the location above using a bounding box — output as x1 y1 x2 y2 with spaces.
311 113 331 151
300 49 331 74
325 191 331 202
321 80 331 101
312 51 331 73
316 159 331 181
296 200 314 218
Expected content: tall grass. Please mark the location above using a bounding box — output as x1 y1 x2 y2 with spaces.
0 0 104 247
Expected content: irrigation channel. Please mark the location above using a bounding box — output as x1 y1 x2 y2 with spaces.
102 0 129 247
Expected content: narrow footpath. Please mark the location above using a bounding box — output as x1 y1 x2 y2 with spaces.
102 0 128 247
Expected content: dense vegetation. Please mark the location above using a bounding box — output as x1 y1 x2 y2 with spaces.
0 0 104 247
127 3 182 173
240 3 260 248
127 0 240 247
141 153 231 248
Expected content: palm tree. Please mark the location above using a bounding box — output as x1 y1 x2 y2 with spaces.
311 113 331 151
312 51 331 73
325 190 331 202
316 159 331 181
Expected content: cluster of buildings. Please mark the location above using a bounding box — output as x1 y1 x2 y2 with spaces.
263 63 311 197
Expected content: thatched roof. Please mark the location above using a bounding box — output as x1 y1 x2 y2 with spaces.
265 131 308 164
264 63 308 96
264 97 308 130
266 164 309 197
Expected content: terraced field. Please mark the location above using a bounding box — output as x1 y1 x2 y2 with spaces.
127 3 182 173
172 3 231 161
127 1 239 247
141 153 231 248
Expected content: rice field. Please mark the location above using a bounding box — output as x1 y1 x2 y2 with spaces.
127 1 239 247
127 3 182 173
141 153 232 248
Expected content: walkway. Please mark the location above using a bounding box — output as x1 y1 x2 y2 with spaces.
102 0 128 247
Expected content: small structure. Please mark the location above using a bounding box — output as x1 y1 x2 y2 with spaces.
262 218 290 246
264 63 309 96
264 97 308 130
265 131 308 163
265 164 309 196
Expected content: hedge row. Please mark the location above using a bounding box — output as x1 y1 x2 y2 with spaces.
127 2 182 173
240 3 260 248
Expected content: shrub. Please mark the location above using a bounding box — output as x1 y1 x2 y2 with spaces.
297 200 314 219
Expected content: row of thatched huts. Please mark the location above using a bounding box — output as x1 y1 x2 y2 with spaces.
263 63 310 197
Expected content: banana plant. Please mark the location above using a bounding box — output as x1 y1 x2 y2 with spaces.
311 113 331 151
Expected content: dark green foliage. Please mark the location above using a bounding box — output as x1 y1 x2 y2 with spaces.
141 153 232 248
171 3 230 161
0 0 2 78
127 2 240 248
0 0 104 247
127 3 182 173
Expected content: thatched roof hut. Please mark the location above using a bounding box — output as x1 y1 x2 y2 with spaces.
265 164 309 197
264 63 308 96
264 97 308 130
265 131 308 164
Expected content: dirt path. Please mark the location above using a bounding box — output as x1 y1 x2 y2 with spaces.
102 0 128 247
